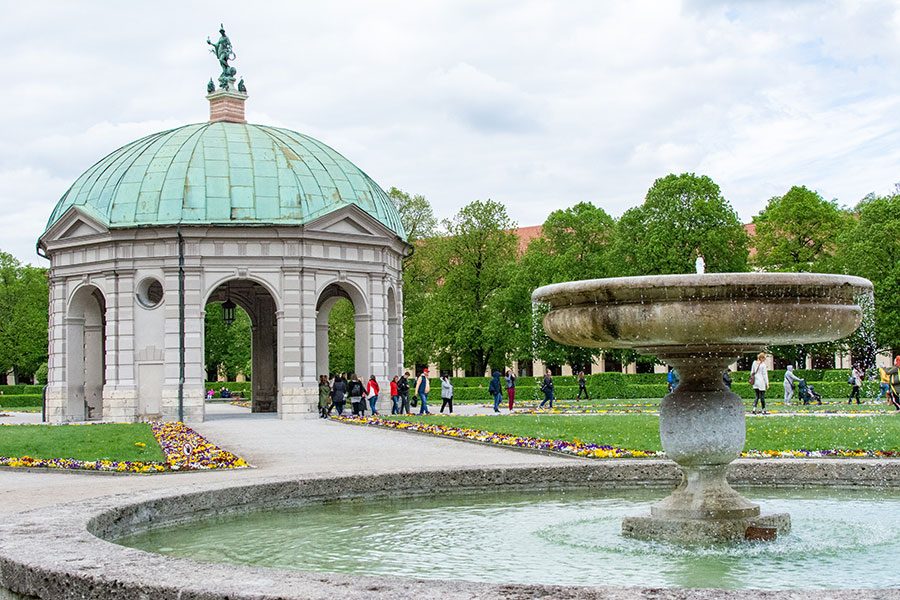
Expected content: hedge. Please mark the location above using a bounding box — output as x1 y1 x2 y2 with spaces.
0 385 44 395
0 394 43 407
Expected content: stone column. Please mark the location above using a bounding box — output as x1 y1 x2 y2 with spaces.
280 269 315 419
45 278 67 422
64 316 86 422
251 293 277 412
83 323 104 420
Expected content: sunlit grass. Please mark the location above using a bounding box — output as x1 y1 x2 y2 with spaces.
385 414 900 453
0 423 165 462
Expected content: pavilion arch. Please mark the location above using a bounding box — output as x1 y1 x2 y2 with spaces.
315 281 370 378
205 278 280 414
66 284 106 421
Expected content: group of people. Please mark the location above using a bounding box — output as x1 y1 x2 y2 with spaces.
755 353 900 413
317 370 442 418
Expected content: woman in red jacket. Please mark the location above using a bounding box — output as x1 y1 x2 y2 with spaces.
390 376 400 414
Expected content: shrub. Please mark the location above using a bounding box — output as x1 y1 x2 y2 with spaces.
0 394 43 407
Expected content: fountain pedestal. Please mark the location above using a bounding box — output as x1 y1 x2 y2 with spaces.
532 273 871 545
621 348 790 543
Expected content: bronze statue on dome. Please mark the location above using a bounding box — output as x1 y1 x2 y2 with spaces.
207 24 237 91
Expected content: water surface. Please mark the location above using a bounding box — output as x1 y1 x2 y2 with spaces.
116 487 900 590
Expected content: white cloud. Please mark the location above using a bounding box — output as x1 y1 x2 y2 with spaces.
1 0 899 262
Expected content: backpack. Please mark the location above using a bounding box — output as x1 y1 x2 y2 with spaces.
749 363 758 386
891 370 900 387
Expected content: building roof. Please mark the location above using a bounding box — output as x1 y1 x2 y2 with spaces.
43 122 406 240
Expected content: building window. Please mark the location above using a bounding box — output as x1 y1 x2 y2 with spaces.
136 278 164 309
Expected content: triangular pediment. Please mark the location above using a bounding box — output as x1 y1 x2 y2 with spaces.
305 204 397 239
40 205 109 246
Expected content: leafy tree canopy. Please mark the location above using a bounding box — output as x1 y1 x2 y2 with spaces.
204 303 251 380
0 252 48 381
388 187 438 242
327 298 355 375
612 173 749 275
830 192 900 353
430 199 520 375
751 185 850 272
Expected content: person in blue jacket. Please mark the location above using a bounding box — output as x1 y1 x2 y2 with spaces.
488 371 503 413
539 369 554 409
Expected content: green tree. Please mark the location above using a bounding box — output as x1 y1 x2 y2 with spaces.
327 298 355 374
0 253 48 382
751 186 850 272
204 303 251 380
612 173 750 275
829 192 900 354
388 187 438 242
431 200 519 375
519 202 617 371
389 188 442 367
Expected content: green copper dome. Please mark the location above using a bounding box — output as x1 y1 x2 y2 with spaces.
45 122 406 239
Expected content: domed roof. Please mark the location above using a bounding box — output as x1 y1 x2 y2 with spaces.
44 122 406 240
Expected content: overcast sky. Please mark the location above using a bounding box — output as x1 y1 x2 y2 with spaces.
3 1 899 265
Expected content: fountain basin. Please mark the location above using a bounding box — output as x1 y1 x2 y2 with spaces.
1 462 899 599
532 273 871 354
532 273 873 543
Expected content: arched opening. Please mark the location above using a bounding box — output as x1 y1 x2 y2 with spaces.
316 283 369 379
327 298 355 374
66 286 106 420
205 279 278 414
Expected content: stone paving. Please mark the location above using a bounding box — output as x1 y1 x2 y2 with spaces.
0 403 578 517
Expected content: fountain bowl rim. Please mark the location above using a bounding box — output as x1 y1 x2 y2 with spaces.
532 272 873 306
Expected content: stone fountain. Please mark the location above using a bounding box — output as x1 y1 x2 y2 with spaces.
532 273 873 543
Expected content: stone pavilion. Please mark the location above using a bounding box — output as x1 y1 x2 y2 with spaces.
37 49 409 423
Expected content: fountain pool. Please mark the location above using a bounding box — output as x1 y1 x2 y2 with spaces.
115 486 900 590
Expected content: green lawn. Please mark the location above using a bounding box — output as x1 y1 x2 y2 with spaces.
0 423 165 462
456 396 894 415
384 414 900 453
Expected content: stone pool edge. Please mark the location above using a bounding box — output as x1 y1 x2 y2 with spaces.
1 460 900 600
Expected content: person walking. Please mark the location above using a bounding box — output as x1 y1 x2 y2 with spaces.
576 371 590 401
331 373 347 415
505 369 516 411
390 376 400 415
723 369 733 390
415 369 431 415
440 375 454 413
885 356 900 411
876 365 891 403
318 375 331 418
750 352 769 414
667 367 680 392
367 375 380 415
398 372 411 414
489 371 502 413
348 374 364 416
783 365 802 406
539 369 554 409
848 365 863 404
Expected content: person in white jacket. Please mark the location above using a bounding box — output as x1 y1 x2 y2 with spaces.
783 365 803 406
751 352 769 414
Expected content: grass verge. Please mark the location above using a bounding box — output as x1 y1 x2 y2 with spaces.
0 423 165 462
383 414 900 453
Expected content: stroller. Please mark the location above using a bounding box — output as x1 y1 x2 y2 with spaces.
798 380 822 405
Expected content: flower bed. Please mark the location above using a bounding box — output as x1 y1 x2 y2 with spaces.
333 415 663 459
0 421 249 473
335 415 900 460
